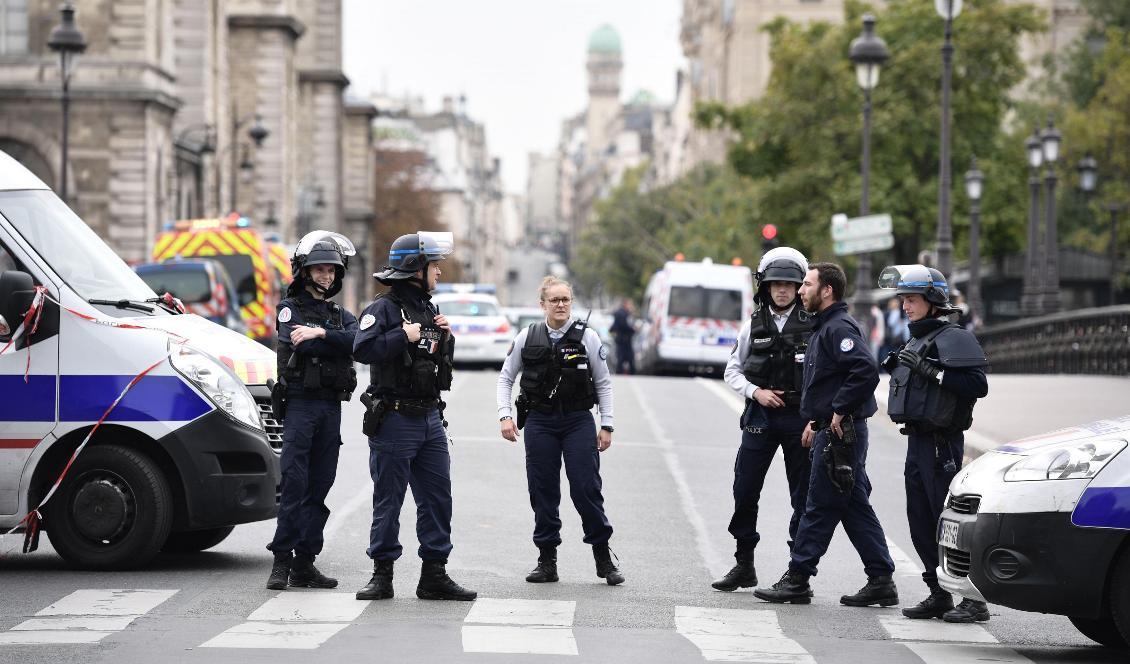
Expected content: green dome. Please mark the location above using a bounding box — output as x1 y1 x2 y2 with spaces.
588 24 622 54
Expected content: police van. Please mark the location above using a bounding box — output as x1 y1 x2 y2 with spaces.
937 415 1130 648
638 258 753 375
0 150 281 569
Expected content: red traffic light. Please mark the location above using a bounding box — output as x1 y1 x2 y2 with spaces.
761 224 778 241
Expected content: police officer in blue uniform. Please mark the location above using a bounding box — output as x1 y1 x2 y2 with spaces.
497 276 622 586
713 247 813 592
266 231 359 591
353 231 476 602
879 265 989 623
755 262 898 606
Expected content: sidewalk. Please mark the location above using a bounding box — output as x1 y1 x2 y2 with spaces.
876 374 1130 460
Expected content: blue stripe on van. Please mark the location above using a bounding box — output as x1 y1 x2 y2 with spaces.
58 375 212 422
0 375 57 422
1071 486 1130 530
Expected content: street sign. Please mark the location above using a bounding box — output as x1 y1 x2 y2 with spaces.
831 213 892 241
834 235 895 256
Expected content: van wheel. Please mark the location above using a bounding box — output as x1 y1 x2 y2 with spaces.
163 526 234 553
1111 546 1130 647
1069 615 1128 648
43 445 173 570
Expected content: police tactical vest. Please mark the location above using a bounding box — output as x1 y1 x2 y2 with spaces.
276 298 357 400
519 321 596 413
887 323 982 432
741 305 813 395
370 291 453 399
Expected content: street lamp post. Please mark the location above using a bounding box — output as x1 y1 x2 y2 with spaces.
1021 129 1044 316
47 2 87 203
1078 153 1122 306
848 13 889 322
934 0 963 278
228 109 269 214
1040 116 1062 313
963 157 984 326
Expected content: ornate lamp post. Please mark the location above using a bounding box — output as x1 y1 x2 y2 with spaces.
1021 129 1044 316
934 0 963 278
1078 153 1122 306
47 2 87 202
848 13 889 322
1040 116 1062 313
963 157 984 326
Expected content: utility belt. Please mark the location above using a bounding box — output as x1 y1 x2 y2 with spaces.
899 422 955 435
360 390 444 437
514 393 591 430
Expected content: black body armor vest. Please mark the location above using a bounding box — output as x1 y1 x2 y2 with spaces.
740 305 813 397
519 321 596 413
887 323 982 432
276 299 357 400
370 292 453 399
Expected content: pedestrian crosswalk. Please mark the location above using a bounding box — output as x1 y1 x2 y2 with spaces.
0 589 1038 661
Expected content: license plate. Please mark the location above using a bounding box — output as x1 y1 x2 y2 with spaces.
939 519 960 549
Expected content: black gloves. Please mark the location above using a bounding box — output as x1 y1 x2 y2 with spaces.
898 348 941 381
881 351 899 372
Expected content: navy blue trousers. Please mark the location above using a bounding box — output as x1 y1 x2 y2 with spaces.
789 420 895 578
728 407 810 554
268 398 342 556
366 410 453 561
524 410 613 548
906 430 963 583
614 341 635 374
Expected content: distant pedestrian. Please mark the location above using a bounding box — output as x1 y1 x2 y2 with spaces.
610 298 637 375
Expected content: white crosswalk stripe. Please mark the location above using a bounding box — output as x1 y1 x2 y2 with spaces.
462 598 578 656
904 642 1035 664
200 592 369 650
0 589 177 645
878 614 997 644
675 605 816 663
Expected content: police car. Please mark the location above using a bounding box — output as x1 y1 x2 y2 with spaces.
0 150 280 569
937 415 1130 647
432 292 513 367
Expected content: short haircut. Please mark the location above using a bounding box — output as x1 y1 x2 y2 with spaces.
810 262 846 301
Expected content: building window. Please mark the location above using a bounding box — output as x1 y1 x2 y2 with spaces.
0 0 28 54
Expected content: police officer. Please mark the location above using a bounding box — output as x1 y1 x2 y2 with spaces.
266 231 359 591
713 247 813 592
353 231 476 602
497 276 623 585
879 265 989 623
754 262 898 606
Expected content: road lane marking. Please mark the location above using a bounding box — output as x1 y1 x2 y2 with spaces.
904 642 1034 663
247 592 368 622
462 598 577 656
0 589 177 646
201 592 367 650
630 379 728 580
201 621 349 650
695 377 744 416
675 606 815 663
878 615 997 643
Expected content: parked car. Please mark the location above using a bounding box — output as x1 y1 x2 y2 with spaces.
433 292 514 367
135 259 249 336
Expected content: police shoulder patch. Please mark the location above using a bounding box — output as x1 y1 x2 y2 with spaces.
506 341 515 356
839 337 854 352
359 313 376 330
277 307 292 323
599 344 609 361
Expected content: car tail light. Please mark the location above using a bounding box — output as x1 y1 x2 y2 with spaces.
495 320 511 334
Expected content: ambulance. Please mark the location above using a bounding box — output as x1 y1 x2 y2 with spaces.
0 150 281 569
638 258 754 375
152 213 284 345
937 415 1130 648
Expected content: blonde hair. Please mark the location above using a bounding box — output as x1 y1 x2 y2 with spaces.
538 276 573 302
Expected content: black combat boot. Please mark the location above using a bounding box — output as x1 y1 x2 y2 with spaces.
711 550 756 591
942 598 990 623
840 575 899 607
526 546 559 583
266 551 292 591
753 570 812 604
416 559 477 601
593 544 624 586
289 553 338 589
902 579 954 619
356 559 394 600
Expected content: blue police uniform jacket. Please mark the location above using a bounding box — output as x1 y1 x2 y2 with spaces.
352 284 450 396
800 301 879 423
276 291 358 398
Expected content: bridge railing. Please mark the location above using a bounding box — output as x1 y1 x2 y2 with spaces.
978 305 1130 374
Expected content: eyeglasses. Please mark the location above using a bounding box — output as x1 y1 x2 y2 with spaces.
544 297 572 306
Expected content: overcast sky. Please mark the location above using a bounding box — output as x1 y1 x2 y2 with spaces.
342 0 685 195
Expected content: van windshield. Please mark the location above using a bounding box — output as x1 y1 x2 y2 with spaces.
137 267 212 304
0 190 161 305
209 254 257 306
669 286 743 321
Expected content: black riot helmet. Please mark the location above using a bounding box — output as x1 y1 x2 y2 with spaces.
289 230 357 298
877 264 959 315
374 231 454 288
754 247 808 307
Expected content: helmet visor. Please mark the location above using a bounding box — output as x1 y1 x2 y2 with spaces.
295 231 357 259
418 231 454 261
878 264 937 290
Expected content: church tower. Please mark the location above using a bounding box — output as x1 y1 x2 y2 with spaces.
585 24 623 161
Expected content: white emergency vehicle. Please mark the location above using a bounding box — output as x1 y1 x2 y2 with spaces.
638 258 753 375
937 415 1130 648
0 150 281 569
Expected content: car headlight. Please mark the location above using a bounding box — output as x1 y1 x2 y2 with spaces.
1004 438 1126 482
170 344 262 431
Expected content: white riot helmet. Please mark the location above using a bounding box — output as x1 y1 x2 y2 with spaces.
755 247 808 306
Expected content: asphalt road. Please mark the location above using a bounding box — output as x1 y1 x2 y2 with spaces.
0 369 1127 663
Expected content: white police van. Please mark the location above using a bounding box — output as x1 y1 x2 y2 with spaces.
0 150 281 569
937 415 1130 648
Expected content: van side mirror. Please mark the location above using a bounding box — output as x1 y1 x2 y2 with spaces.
0 270 35 337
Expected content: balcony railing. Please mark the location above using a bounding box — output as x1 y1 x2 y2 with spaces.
979 305 1130 375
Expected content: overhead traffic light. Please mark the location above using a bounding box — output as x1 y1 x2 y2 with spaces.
761 224 779 253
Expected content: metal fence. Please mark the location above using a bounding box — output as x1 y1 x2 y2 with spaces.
978 305 1130 375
